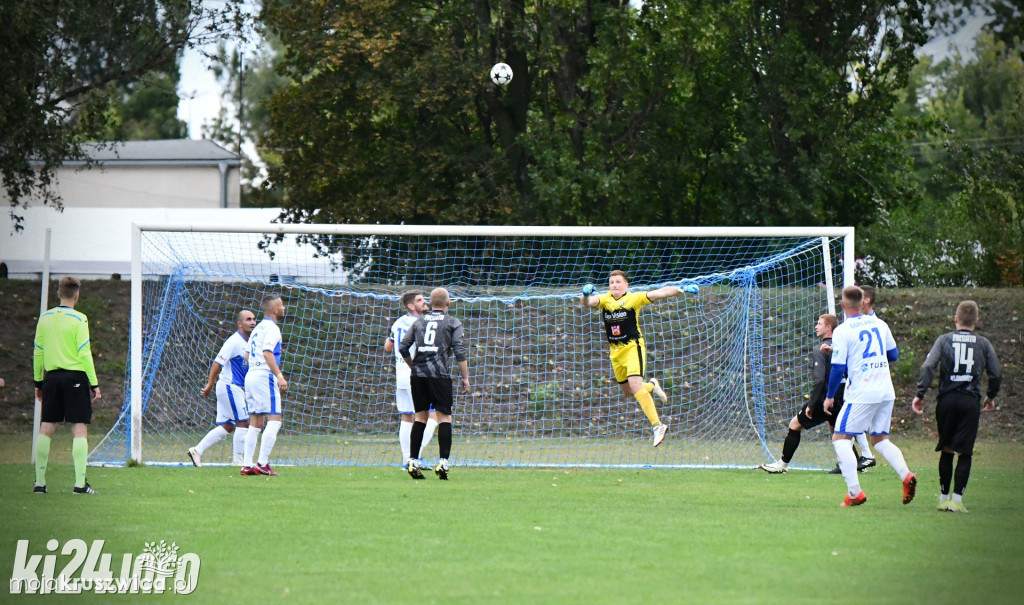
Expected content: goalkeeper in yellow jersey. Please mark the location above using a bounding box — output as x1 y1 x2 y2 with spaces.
582 270 698 447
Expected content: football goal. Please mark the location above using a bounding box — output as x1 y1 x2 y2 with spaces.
91 224 854 469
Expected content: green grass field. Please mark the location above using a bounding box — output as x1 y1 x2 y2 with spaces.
2 435 1022 604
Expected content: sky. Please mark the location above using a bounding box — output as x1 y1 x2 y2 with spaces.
174 11 992 142
176 47 223 140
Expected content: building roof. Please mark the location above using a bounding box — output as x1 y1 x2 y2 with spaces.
71 139 241 166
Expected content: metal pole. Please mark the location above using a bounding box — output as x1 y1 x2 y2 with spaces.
32 228 52 464
130 224 143 463
822 237 836 316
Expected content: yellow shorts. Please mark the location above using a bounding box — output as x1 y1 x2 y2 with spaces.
609 339 646 383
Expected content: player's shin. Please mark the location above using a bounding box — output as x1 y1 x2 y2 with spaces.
408 421 426 464
781 428 801 463
258 420 281 466
634 390 661 425
233 427 248 462
953 453 972 495
873 439 910 479
72 437 88 488
832 438 861 496
437 422 453 460
939 451 954 495
197 425 229 455
243 426 261 467
35 434 51 486
420 417 438 457
399 420 413 461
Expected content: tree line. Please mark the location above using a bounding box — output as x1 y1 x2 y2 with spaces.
2 1 1021 286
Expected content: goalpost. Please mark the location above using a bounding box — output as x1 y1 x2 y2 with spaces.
91 224 854 469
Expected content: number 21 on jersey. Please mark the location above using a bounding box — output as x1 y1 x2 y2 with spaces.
858 327 885 358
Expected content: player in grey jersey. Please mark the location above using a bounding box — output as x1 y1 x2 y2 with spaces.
912 300 1002 512
398 287 470 479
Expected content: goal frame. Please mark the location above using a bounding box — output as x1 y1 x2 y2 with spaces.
128 223 854 464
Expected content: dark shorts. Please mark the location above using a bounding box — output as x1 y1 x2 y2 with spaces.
41 370 93 424
410 376 453 416
797 390 845 430
935 391 981 454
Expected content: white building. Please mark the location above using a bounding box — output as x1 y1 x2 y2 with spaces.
40 139 242 209
0 139 270 279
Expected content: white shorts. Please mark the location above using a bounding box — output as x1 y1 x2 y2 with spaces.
244 372 282 416
215 382 248 424
834 399 894 437
395 387 414 415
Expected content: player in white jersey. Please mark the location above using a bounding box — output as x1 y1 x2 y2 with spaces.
241 294 288 476
824 286 917 507
383 290 438 466
188 309 256 466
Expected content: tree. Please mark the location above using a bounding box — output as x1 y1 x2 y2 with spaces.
864 29 1023 286
939 32 1024 285
0 0 249 230
260 1 929 236
101 69 189 141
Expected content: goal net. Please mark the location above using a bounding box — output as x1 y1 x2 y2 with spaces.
91 224 853 470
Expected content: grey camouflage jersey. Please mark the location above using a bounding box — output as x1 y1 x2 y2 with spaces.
916 329 1002 400
398 310 467 378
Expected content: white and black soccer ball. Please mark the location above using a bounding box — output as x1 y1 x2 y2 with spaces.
490 62 513 86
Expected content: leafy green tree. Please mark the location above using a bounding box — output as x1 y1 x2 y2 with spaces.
261 1 929 235
101 69 189 141
865 30 1023 286
0 0 249 230
939 33 1024 284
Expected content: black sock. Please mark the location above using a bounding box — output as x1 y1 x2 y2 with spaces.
438 422 453 460
409 421 426 461
781 428 801 463
939 451 954 495
954 453 972 495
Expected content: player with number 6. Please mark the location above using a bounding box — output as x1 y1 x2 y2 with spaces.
399 287 470 480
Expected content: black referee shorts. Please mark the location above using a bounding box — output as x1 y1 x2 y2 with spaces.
935 390 981 455
41 369 93 424
410 376 453 416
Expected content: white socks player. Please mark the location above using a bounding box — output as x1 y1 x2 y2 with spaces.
400 417 438 465
190 425 249 466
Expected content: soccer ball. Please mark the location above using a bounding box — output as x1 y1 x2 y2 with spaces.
490 62 513 86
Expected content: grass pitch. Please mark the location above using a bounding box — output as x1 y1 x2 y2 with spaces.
1 437 1022 604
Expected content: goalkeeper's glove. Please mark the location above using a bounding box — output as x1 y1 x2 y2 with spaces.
682 284 699 294
581 283 595 296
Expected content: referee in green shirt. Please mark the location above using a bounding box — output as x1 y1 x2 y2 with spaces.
33 276 101 494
